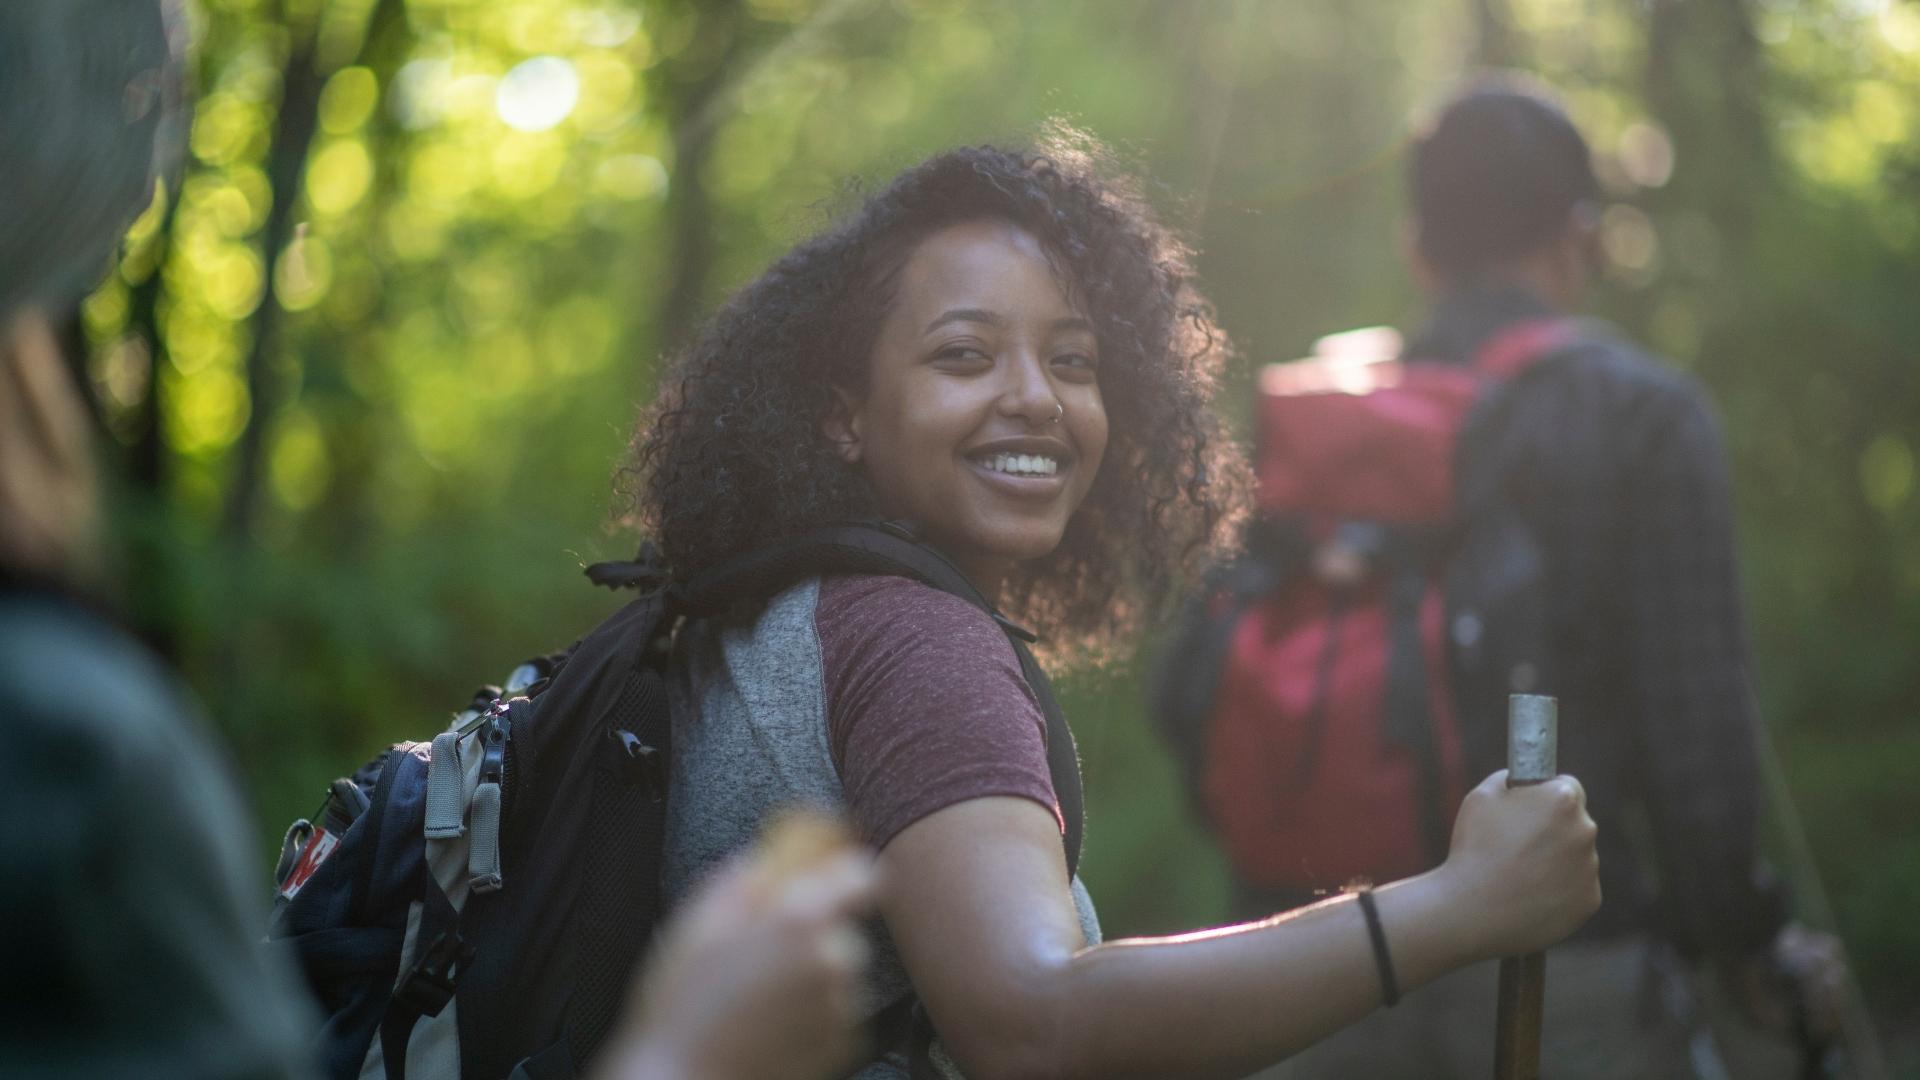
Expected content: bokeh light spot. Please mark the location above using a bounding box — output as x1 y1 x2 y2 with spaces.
576 8 642 47
1881 3 1920 52
161 305 242 377
490 131 567 199
1617 122 1675 188
190 92 262 166
392 59 452 130
595 154 668 201
275 235 335 312
496 56 580 132
1600 204 1660 278
308 140 375 215
1853 80 1909 145
320 66 380 134
1861 433 1915 513
169 365 251 457
84 278 130 335
202 246 268 321
573 52 638 131
270 408 333 511
205 184 257 238
95 335 152 415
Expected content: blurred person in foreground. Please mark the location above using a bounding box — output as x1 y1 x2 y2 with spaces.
1269 73 1845 1079
0 4 875 1078
0 1 316 1074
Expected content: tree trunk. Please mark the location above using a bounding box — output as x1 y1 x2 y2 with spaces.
127 197 180 495
221 20 325 544
221 0 406 543
1643 0 1768 255
651 0 749 364
1472 0 1519 68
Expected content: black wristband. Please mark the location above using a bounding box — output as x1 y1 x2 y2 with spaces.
1354 886 1401 1007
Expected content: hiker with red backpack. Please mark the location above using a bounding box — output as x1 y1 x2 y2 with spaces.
1156 74 1846 1078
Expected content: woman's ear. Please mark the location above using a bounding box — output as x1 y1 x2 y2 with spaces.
823 388 863 465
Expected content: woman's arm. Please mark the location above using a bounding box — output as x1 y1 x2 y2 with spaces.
878 770 1600 1080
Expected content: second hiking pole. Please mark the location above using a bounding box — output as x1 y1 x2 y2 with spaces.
1493 694 1557 1080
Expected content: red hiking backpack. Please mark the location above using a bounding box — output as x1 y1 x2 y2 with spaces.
1153 319 1577 898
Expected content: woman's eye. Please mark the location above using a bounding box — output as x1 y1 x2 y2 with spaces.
932 345 992 368
1052 352 1098 379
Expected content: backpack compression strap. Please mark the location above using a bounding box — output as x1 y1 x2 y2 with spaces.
675 520 1086 879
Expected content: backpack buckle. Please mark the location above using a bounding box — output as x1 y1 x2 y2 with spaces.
392 929 473 1018
478 708 507 787
608 729 666 802
584 540 673 592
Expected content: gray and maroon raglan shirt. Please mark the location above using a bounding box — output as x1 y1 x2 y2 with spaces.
662 574 1101 1076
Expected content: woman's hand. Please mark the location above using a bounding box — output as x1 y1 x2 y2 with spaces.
1433 769 1602 961
599 822 878 1080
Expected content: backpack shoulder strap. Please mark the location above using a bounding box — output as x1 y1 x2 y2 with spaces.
1455 316 1597 519
676 522 1025 628
683 521 1083 879
1469 316 1588 382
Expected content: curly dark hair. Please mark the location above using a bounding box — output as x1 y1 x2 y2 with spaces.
620 128 1248 665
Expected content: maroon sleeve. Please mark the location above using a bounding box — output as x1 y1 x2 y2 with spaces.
816 574 1061 850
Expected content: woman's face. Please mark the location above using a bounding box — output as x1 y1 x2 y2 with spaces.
833 219 1109 592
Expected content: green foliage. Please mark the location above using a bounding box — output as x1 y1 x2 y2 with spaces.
77 0 1920 1039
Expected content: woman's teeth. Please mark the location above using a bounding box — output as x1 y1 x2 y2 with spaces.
980 452 1059 477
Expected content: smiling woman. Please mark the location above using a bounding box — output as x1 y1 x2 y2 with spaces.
621 131 1603 1080
625 132 1242 664
823 219 1111 593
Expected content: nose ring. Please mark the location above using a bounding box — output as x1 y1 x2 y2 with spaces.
1049 402 1064 424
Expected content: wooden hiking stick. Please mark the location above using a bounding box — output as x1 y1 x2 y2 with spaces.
1493 694 1557 1080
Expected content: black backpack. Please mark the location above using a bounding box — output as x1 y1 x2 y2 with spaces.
268 521 1085 1080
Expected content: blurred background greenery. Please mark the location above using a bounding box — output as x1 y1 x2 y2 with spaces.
74 0 1916 1067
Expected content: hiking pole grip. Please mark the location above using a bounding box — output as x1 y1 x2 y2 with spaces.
1494 694 1557 1080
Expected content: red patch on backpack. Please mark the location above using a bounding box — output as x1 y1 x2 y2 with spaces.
277 828 340 900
